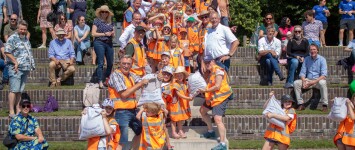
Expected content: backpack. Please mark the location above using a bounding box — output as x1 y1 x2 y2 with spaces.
83 83 100 107
43 95 59 112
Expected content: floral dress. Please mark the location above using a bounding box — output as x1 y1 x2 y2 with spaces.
39 0 53 28
9 114 49 150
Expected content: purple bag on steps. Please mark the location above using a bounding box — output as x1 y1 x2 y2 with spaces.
31 105 43 113
43 95 59 112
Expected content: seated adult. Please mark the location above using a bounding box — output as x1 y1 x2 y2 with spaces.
3 14 30 41
257 26 285 86
294 43 328 112
48 29 76 88
284 25 309 89
8 98 49 149
54 13 73 39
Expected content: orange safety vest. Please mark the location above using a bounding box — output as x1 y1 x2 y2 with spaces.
195 0 201 13
162 83 173 106
147 38 157 59
198 23 211 54
200 0 210 12
167 82 191 122
205 65 232 107
170 48 183 68
108 69 137 109
172 19 183 35
123 7 134 31
153 34 169 60
334 116 355 146
264 108 297 146
128 38 147 76
187 26 199 53
139 111 166 150
87 118 120 150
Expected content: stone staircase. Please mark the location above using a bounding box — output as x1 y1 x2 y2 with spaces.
0 46 350 149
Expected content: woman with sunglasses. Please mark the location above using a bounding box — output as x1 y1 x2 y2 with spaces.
92 5 115 89
74 15 90 65
259 13 279 39
7 99 49 149
284 25 309 89
54 13 73 39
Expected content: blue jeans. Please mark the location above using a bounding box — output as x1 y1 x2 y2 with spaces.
215 57 230 73
260 53 282 83
93 40 114 82
286 58 302 84
220 16 229 27
0 59 9 82
307 39 321 48
351 49 355 62
114 109 142 144
74 40 90 63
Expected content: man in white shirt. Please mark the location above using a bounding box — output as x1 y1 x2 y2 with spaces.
203 12 239 73
258 27 285 86
119 12 142 52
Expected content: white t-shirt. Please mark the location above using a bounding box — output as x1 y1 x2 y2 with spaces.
119 24 135 50
98 125 117 148
258 37 281 56
204 23 237 59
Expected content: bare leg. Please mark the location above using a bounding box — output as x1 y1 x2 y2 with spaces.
8 92 16 115
277 143 288 150
349 30 354 43
339 29 345 45
171 121 179 138
15 93 21 114
41 28 47 46
200 105 213 130
262 140 275 150
320 29 326 46
49 27 55 39
214 115 226 143
336 142 346 150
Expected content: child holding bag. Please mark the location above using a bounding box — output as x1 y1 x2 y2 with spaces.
262 92 297 150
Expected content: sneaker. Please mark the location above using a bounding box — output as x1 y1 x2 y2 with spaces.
211 143 227 150
38 45 46 49
200 131 216 139
283 83 294 89
338 44 343 47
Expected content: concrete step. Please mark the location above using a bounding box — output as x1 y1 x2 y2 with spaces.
0 115 338 141
0 87 348 110
18 64 353 85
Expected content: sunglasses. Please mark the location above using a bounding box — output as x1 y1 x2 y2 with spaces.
164 28 171 31
22 104 31 108
61 18 66 21
10 18 17 21
265 18 272 20
200 16 209 19
294 31 302 33
101 11 109 14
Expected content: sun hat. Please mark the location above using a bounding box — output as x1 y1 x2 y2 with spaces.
55 28 67 35
198 10 210 18
95 5 114 18
174 66 189 77
102 98 114 108
162 65 175 75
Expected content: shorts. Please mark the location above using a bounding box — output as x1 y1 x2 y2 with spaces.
340 19 355 30
202 95 231 116
322 22 328 30
8 66 29 93
266 138 280 145
115 109 142 144
184 56 190 67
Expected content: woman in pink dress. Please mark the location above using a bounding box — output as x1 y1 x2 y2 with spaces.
37 0 56 49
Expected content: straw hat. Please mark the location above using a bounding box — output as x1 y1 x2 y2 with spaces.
95 5 114 17
198 10 210 18
163 24 171 29
174 66 189 77
55 28 67 35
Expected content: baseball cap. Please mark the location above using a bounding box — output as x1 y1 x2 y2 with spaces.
135 26 146 32
187 17 195 22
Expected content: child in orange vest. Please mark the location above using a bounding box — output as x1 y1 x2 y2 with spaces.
186 17 200 72
171 12 185 35
87 99 120 150
137 102 168 150
262 92 297 150
169 35 184 68
334 81 355 149
168 66 192 139
178 28 192 73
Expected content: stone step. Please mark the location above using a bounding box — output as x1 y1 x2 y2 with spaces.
0 115 338 141
20 64 353 85
0 87 348 110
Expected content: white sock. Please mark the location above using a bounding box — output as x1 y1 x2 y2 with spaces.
339 40 343 45
220 142 226 146
208 130 214 133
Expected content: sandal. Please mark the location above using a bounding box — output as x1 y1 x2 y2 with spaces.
171 133 180 139
178 131 187 138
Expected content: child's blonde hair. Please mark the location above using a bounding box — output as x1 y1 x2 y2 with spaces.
144 102 161 115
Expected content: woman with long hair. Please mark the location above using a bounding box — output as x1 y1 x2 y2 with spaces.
91 5 115 89
54 13 73 39
259 13 279 39
73 15 90 65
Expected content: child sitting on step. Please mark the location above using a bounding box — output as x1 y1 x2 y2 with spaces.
168 66 192 139
262 91 297 150
136 102 168 150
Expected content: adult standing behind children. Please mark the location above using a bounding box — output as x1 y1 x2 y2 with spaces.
203 12 239 73
5 20 35 118
199 55 233 150
108 55 149 150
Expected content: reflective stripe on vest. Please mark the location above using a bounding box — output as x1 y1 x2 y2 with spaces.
140 112 165 150
265 126 290 138
342 117 355 146
205 65 232 107
123 7 134 30
170 48 182 68
109 70 137 109
129 38 147 76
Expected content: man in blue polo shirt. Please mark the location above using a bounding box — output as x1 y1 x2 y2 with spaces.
339 0 355 46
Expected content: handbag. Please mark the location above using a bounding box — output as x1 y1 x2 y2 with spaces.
3 119 29 148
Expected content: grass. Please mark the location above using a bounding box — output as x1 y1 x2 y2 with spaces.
0 110 82 117
231 84 349 88
0 141 87 150
229 139 336 149
1 84 86 90
225 109 329 115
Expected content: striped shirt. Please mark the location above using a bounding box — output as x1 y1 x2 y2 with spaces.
302 20 323 41
108 70 142 92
